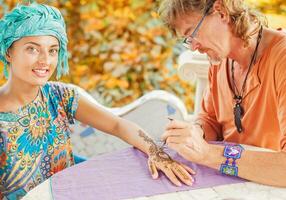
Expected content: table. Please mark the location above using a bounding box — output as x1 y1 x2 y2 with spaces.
22 180 286 200
23 145 286 200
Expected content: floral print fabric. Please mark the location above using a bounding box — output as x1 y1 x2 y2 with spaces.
0 82 79 200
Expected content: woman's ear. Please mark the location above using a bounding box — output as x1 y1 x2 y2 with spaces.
5 49 12 63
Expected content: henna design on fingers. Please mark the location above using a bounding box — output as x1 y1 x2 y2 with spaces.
148 160 156 175
176 167 190 180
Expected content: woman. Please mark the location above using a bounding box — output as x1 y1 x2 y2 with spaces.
0 3 194 199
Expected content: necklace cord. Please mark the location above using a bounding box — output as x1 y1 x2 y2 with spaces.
231 26 263 101
230 26 263 133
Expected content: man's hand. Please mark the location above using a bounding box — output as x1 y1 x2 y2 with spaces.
161 119 210 164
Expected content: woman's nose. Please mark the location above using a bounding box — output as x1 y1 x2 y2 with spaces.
38 51 49 65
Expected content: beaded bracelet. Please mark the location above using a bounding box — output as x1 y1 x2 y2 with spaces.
220 144 244 176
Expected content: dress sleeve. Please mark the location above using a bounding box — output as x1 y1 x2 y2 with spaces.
46 82 79 124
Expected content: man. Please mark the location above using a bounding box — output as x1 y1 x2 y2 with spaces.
159 0 286 187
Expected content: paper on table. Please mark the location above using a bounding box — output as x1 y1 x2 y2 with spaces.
51 147 246 200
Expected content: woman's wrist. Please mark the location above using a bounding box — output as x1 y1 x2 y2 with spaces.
137 129 159 156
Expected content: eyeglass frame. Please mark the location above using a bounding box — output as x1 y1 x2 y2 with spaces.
182 4 213 49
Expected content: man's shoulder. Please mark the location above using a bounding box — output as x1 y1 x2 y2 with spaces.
268 30 286 55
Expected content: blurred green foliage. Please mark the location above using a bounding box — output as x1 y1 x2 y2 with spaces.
0 0 285 112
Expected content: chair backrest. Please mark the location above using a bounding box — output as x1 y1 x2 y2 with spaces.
70 87 190 158
178 50 209 114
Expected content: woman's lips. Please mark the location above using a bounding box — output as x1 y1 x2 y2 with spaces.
32 69 49 77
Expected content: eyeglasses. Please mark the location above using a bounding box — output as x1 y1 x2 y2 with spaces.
182 4 213 49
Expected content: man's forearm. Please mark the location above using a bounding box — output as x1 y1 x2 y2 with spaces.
202 144 286 187
193 118 221 141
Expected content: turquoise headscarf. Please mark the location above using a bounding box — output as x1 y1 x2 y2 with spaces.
0 3 69 79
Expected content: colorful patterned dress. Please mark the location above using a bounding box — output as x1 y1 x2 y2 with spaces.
0 82 79 200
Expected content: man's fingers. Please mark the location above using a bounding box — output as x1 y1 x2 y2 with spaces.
166 142 181 152
165 135 189 144
161 129 187 141
148 160 158 179
165 119 189 130
167 142 194 160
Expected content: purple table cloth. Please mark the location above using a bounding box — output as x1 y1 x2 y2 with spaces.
51 147 246 200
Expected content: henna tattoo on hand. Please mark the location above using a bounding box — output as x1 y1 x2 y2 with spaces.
148 162 156 175
138 129 192 182
138 129 173 164
150 166 155 175
174 166 190 180
138 129 156 146
180 171 190 180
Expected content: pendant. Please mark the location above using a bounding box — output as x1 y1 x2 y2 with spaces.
233 103 243 133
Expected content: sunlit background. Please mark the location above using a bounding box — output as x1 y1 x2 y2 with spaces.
0 0 285 113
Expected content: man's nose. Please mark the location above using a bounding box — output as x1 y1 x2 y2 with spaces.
190 40 201 51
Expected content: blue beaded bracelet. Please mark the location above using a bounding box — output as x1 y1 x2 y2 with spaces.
220 144 244 176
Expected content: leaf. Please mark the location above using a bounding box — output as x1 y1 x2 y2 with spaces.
153 36 166 46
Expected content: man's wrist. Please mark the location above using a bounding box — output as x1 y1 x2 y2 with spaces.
201 144 225 168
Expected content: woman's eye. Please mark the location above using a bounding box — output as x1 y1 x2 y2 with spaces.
49 49 59 56
26 47 39 54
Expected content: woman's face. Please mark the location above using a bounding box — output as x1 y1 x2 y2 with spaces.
6 35 59 86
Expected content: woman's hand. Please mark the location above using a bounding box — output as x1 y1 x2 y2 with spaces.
147 145 195 187
137 129 195 186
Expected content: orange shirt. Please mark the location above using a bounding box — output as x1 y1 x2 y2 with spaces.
197 31 286 151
